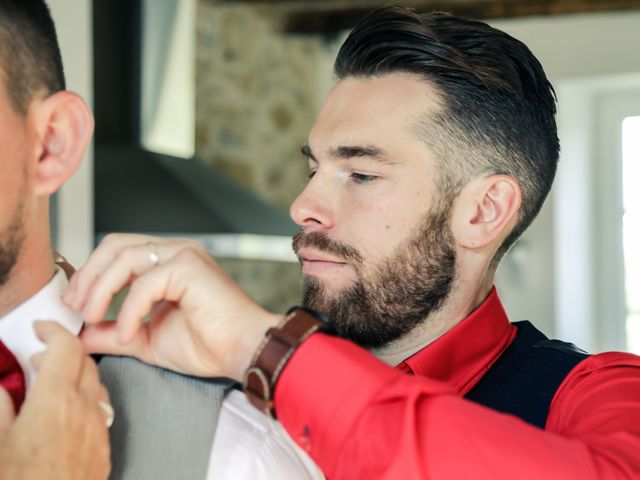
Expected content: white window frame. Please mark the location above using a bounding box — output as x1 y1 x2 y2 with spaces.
555 74 640 353
49 0 94 267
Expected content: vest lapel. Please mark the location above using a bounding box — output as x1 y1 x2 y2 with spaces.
98 355 232 480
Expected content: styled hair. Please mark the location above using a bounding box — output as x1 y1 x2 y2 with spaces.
335 6 559 265
0 0 65 114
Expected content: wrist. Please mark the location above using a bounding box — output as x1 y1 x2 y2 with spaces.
228 310 281 382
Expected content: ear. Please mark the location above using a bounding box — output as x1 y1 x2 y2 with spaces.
452 175 522 250
30 91 94 195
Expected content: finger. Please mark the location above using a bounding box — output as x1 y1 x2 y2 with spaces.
115 257 192 344
81 242 173 325
0 388 16 435
77 355 102 402
81 322 153 363
94 381 114 429
76 356 115 430
64 233 156 310
32 321 83 388
30 351 44 371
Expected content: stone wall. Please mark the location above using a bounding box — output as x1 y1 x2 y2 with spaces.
196 0 337 210
195 1 339 311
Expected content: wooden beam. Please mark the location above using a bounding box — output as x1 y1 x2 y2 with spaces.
216 0 640 34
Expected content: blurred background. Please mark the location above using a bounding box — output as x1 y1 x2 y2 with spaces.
48 0 640 354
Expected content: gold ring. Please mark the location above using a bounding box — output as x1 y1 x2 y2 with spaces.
98 400 115 428
147 242 160 267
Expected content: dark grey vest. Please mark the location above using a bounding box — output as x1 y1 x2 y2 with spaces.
465 321 589 428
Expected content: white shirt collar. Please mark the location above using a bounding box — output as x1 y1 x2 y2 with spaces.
0 268 83 389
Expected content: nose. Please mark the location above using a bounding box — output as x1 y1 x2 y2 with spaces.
290 177 334 230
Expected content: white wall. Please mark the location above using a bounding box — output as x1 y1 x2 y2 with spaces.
492 12 640 344
48 0 94 266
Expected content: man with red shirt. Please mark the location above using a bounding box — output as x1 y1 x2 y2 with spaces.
70 6 640 479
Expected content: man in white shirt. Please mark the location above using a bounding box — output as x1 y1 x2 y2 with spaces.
0 1 322 478
0 0 111 478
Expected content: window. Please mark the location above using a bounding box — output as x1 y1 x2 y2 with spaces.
555 80 640 354
623 116 640 354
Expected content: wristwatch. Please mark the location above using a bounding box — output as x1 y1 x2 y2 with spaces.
243 306 334 417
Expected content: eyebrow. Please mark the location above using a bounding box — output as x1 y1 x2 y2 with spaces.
300 144 392 163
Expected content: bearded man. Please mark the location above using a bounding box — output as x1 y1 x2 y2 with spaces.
70 6 640 479
0 0 110 478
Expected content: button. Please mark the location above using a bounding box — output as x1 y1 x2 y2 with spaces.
298 425 312 452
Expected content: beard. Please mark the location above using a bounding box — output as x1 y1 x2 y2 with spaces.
0 199 26 288
292 204 456 349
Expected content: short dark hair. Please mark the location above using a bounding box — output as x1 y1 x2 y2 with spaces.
335 6 559 265
0 0 65 114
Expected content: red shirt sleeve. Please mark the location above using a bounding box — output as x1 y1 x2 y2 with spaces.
274 334 640 479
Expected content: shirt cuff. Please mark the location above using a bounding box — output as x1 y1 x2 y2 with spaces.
273 333 404 474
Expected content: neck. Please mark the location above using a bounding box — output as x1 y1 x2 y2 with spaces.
371 275 495 366
0 239 55 319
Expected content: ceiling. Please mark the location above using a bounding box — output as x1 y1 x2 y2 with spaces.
214 0 640 34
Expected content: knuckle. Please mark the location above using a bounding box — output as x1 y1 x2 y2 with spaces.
114 245 137 261
101 233 121 247
176 247 200 263
127 279 149 300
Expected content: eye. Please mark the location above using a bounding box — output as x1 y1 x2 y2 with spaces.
307 170 317 179
351 172 378 184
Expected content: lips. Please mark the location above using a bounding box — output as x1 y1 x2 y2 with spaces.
297 249 348 275
296 247 346 263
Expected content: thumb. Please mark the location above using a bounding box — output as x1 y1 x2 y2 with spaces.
81 322 151 361
0 388 15 438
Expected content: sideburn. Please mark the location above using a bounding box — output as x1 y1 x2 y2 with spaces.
0 197 26 287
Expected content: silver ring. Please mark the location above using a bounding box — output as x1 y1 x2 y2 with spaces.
147 242 160 267
98 400 115 428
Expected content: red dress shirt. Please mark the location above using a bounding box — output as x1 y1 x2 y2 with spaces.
275 288 640 479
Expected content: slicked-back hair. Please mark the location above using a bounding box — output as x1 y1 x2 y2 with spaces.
335 6 559 266
0 0 65 115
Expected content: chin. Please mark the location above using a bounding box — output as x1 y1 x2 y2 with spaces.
304 274 354 295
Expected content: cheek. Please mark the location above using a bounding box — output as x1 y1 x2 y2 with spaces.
341 198 421 262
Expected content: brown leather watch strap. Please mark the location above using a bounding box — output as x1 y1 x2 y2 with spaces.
243 307 333 417
54 252 75 279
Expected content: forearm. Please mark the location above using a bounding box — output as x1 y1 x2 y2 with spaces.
275 335 640 479
332 386 635 479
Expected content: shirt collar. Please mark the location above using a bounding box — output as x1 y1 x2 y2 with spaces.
397 287 516 395
0 268 83 389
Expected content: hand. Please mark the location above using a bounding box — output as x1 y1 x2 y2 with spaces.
0 321 111 480
64 234 281 381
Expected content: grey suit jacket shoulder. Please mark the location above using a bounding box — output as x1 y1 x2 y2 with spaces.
98 355 233 480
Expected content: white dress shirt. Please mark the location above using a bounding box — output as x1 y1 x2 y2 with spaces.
208 389 325 479
0 269 83 389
